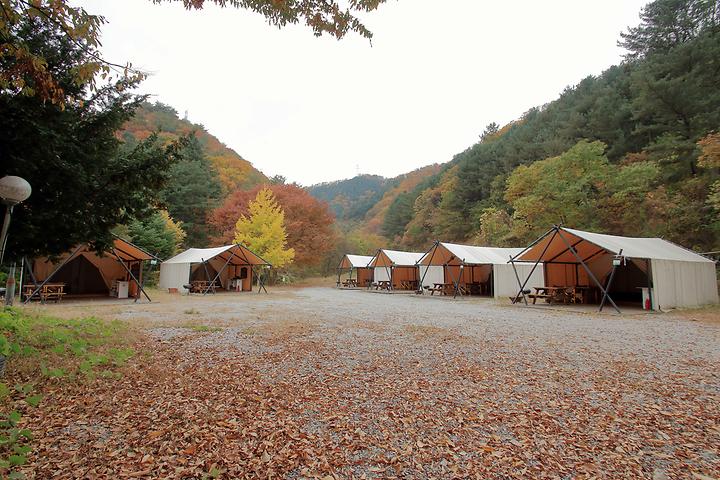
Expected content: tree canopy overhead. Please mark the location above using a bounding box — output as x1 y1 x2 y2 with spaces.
0 13 184 259
0 0 386 105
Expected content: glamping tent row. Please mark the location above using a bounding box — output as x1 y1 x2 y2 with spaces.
337 244 543 300
337 226 719 312
22 239 271 303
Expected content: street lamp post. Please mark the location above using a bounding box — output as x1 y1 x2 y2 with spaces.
0 175 32 265
0 176 32 306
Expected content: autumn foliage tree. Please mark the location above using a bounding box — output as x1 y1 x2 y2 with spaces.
210 184 337 270
234 188 295 268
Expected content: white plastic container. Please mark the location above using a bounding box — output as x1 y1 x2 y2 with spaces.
117 281 129 299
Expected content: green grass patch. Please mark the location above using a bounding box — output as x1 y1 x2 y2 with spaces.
0 307 135 477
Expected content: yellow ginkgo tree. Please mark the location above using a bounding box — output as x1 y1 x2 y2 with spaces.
234 187 295 268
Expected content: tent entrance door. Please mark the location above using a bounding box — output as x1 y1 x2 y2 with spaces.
53 255 108 296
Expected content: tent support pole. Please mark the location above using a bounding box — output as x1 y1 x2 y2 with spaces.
112 249 152 303
417 241 438 294
203 250 238 295
21 256 38 301
512 229 558 304
509 226 558 263
555 229 621 314
135 260 148 304
510 255 528 305
646 259 653 310
24 244 85 304
444 262 459 298
453 263 465 298
200 258 214 294
257 267 268 293
599 249 623 312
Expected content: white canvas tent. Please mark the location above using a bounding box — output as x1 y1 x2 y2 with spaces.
368 249 424 290
336 254 374 287
512 226 718 311
159 244 270 294
417 241 544 299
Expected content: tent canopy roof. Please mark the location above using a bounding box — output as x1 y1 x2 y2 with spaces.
515 227 713 264
338 254 374 269
369 249 424 267
163 244 271 266
110 236 156 262
420 242 524 266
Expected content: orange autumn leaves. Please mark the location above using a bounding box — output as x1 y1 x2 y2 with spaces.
210 184 337 269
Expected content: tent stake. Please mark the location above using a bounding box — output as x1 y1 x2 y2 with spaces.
555 229 621 314
24 244 85 304
111 248 152 303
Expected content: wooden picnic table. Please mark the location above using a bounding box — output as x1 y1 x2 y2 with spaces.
341 278 358 288
428 282 456 296
528 286 590 304
190 280 219 294
374 280 392 290
400 280 418 290
23 283 66 303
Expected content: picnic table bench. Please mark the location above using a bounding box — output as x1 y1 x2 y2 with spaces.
527 286 591 304
189 280 220 294
342 278 358 288
400 280 418 290
23 283 66 303
371 280 392 291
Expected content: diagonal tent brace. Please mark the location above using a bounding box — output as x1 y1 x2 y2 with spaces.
511 228 558 305
452 263 465 298
599 249 623 312
257 267 268 294
111 248 152 302
202 250 238 295
200 258 214 294
416 241 439 294
509 254 528 305
24 244 85 304
554 228 621 314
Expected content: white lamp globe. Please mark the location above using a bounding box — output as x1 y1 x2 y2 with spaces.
0 176 32 204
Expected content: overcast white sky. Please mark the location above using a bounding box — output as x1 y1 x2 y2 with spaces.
78 0 648 186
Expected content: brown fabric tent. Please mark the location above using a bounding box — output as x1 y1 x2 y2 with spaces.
367 249 424 290
27 236 156 301
336 254 374 287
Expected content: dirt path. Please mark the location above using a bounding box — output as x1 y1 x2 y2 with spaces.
21 288 720 479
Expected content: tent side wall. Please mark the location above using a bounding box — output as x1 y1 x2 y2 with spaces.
374 266 391 283
651 259 719 309
391 266 418 288
356 268 373 287
420 266 444 288
159 263 191 292
495 264 544 300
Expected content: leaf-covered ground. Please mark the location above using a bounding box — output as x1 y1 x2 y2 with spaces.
19 288 720 479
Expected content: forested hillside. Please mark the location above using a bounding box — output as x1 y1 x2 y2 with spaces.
121 102 268 192
307 175 395 221
323 0 720 254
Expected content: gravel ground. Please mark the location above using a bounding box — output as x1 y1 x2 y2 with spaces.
23 287 720 479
